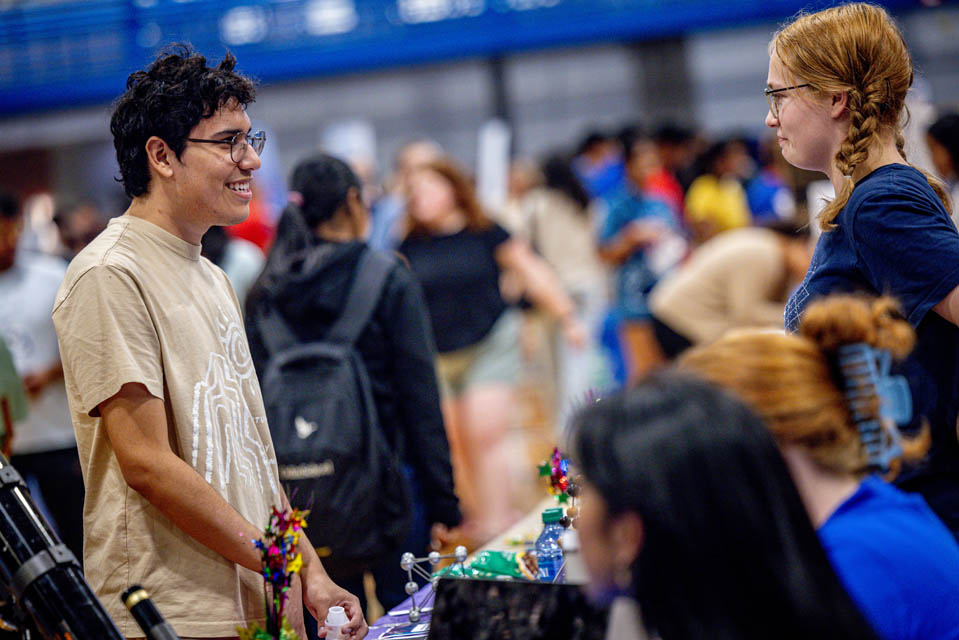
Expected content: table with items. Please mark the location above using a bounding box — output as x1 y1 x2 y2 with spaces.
367 495 589 640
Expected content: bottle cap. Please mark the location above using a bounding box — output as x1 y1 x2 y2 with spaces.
542 508 564 524
326 605 349 626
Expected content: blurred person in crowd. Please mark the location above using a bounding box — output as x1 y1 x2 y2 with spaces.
653 123 698 193
746 135 798 223
648 219 812 359
200 224 265 307
399 157 585 540
52 198 109 260
644 124 693 222
573 372 878 640
769 3 959 534
0 334 27 456
0 190 84 562
226 183 275 252
684 138 753 244
600 140 687 386
517 154 609 422
926 112 959 225
51 45 366 639
495 157 543 234
681 295 959 639
368 139 443 250
572 130 625 200
246 153 460 632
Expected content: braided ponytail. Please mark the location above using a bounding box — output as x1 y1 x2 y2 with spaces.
771 3 952 231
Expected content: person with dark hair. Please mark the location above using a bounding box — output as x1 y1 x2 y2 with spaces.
52 46 366 639
245 153 461 633
599 139 687 385
683 137 753 244
515 155 609 419
768 4 959 535
926 112 959 225
572 372 878 640
572 130 625 199
0 190 85 564
51 198 110 260
648 219 812 359
746 135 798 223
680 295 959 639
399 157 585 540
652 123 697 193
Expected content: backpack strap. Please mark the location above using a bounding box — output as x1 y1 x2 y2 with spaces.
325 249 395 346
257 303 299 357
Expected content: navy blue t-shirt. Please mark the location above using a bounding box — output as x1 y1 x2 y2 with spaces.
820 475 959 640
400 224 510 353
785 164 959 530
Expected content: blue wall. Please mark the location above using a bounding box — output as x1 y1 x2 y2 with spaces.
0 0 918 117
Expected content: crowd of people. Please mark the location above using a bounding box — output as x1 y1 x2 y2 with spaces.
1 2 959 640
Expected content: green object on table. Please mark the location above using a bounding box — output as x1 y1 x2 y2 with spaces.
434 550 537 581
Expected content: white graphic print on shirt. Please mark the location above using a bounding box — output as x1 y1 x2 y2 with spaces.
191 307 278 495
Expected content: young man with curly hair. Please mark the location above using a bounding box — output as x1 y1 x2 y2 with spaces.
52 45 367 639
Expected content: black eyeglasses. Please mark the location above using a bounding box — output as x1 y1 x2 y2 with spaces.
764 84 811 119
185 130 266 163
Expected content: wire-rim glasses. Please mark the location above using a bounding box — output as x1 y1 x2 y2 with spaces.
185 130 266 163
764 84 811 119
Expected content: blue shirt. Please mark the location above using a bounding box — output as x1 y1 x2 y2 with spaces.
601 187 679 320
820 476 959 640
785 164 959 530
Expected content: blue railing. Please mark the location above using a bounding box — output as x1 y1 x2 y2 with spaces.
0 0 918 117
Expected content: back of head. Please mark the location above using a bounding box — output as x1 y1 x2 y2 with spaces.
541 154 590 211
928 112 959 177
771 4 951 227
679 295 924 476
289 153 361 229
572 372 875 639
110 44 256 199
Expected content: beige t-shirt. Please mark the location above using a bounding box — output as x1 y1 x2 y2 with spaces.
519 188 608 296
649 227 788 345
52 215 283 637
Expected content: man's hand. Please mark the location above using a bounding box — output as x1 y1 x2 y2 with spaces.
302 568 368 639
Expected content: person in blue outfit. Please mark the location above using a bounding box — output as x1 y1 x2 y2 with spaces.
571 372 878 640
682 294 959 640
765 3 959 534
599 139 686 386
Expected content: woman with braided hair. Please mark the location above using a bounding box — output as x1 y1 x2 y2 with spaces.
767 3 959 536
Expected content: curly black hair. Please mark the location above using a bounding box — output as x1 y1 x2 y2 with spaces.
110 43 256 199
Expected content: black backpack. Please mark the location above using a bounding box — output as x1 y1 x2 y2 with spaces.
258 248 412 573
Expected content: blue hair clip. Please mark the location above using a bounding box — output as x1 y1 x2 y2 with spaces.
837 343 912 472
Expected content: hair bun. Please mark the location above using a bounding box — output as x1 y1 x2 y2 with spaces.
799 295 914 358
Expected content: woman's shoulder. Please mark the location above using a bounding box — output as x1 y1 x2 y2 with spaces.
822 477 959 575
847 164 946 214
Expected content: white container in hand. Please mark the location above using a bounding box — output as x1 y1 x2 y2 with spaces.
324 605 349 639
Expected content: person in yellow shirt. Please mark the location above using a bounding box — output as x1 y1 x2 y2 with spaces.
684 138 753 244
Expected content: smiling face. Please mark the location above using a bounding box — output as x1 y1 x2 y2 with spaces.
765 54 840 176
170 101 261 232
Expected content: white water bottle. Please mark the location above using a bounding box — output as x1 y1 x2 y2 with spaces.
324 605 349 640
